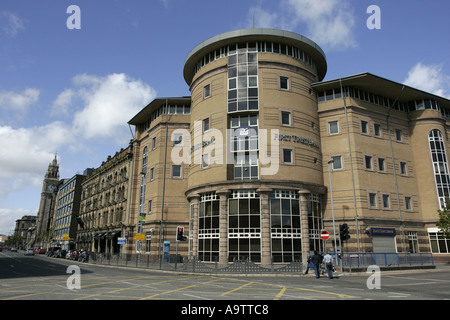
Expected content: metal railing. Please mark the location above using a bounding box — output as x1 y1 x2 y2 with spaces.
85 252 434 274
337 252 434 268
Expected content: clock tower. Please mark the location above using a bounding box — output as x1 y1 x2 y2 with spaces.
33 155 61 248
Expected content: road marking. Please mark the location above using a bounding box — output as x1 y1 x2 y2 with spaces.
274 287 287 300
140 284 196 300
221 282 254 296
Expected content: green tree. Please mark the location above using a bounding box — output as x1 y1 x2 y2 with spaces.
437 200 450 238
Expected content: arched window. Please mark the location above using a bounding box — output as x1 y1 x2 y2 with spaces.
429 129 450 209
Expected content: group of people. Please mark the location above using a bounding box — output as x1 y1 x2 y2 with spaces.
305 251 335 279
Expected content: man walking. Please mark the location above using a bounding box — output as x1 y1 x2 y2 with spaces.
311 251 323 278
323 251 334 279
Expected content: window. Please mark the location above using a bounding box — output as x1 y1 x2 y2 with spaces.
365 155 373 170
374 124 381 137
329 121 339 135
429 231 450 253
198 193 220 262
429 129 450 209
280 76 289 90
227 46 259 113
408 232 419 253
281 111 291 126
378 158 385 172
148 200 152 213
270 190 301 263
400 161 407 175
150 167 154 181
382 194 390 209
202 154 209 169
331 156 342 170
283 149 293 164
361 120 368 134
369 192 377 208
234 152 258 180
172 165 182 178
173 133 183 146
204 84 211 99
395 129 403 142
152 137 156 150
203 118 210 132
405 196 412 211
228 190 261 262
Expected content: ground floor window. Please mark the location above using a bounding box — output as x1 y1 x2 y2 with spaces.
270 190 301 262
228 190 261 262
198 193 220 262
408 231 419 253
429 231 450 254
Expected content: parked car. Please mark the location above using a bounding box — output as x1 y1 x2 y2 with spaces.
25 248 35 256
38 248 46 254
10 247 17 252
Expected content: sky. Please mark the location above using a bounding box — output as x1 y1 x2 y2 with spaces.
0 0 449 235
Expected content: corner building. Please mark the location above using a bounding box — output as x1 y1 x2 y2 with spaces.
128 28 450 265
184 29 328 266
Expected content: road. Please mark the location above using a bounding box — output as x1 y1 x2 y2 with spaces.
1 250 449 304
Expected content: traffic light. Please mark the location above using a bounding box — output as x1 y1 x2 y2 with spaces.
176 226 186 241
340 223 350 241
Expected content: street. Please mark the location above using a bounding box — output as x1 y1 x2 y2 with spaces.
1 250 449 302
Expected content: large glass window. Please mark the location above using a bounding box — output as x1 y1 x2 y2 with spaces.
227 43 259 113
429 129 450 209
429 231 450 253
198 193 220 262
270 190 301 263
228 190 261 262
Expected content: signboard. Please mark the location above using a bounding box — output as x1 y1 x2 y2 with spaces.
117 237 126 244
134 233 145 241
320 230 330 241
370 228 396 236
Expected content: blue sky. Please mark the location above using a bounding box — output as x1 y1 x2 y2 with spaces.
1 0 449 235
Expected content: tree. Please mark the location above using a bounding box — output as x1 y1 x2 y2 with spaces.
437 200 450 238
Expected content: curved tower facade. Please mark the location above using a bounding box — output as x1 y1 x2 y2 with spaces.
183 29 328 266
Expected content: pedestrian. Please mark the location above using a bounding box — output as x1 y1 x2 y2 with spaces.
323 251 334 279
304 252 312 274
311 251 323 278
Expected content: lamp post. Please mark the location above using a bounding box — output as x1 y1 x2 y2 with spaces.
327 159 340 267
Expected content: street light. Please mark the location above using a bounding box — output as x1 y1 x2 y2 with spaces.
327 159 340 267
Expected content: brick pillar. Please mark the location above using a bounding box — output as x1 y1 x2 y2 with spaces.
257 187 273 268
217 189 230 266
299 190 310 270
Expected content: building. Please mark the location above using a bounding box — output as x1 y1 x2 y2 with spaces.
125 28 450 265
32 155 61 248
128 97 191 259
52 174 86 250
77 146 133 254
14 215 36 248
313 73 450 261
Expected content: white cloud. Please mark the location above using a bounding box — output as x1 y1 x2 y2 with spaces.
0 208 36 235
0 88 40 117
404 62 450 98
247 0 356 50
50 89 74 117
0 11 25 38
0 122 73 196
70 73 157 142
